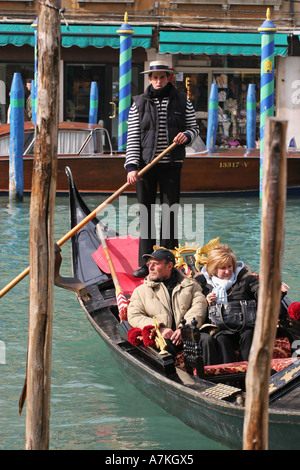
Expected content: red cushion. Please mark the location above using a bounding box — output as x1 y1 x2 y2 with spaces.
270 357 297 372
175 337 292 377
203 357 296 376
204 361 248 376
273 337 291 358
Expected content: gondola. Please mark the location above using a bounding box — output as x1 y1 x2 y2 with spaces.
55 167 300 450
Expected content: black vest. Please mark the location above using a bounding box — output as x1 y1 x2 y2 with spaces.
133 84 187 165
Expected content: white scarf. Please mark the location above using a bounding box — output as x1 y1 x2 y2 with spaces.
211 273 236 304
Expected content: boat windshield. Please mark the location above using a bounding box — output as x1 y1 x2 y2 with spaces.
185 135 208 155
0 131 35 156
1 127 113 156
24 130 92 156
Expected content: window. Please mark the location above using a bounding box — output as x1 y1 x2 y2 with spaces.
175 72 208 143
174 67 261 147
0 62 34 124
64 64 106 123
213 71 260 147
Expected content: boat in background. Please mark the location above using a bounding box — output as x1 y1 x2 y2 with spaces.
53 167 300 450
0 122 300 195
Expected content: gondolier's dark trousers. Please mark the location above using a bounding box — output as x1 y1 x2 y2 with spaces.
136 163 182 267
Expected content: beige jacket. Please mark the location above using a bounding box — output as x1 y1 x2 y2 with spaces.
127 269 208 330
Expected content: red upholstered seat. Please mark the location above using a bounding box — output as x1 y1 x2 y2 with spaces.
175 337 293 377
204 361 248 376
272 336 291 358
270 357 297 372
203 357 296 376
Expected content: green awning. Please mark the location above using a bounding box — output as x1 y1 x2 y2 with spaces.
0 23 152 49
0 24 34 46
159 31 288 56
61 24 152 49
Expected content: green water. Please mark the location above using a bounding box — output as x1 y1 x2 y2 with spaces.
0 193 299 450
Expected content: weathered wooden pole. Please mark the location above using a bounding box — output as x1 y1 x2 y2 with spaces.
243 117 287 450
25 0 61 450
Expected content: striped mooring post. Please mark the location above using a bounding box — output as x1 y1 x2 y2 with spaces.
89 81 98 124
9 73 24 201
206 83 218 152
117 12 134 151
31 17 38 124
246 84 256 151
258 8 277 197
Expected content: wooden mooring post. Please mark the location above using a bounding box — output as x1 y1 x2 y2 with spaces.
24 0 61 450
243 117 287 450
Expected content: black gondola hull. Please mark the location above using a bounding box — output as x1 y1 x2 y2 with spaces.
65 166 300 451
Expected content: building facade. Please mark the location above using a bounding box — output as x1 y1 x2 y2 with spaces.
0 0 299 148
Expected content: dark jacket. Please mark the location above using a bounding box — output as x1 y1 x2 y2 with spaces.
195 263 259 337
195 263 259 302
133 83 187 165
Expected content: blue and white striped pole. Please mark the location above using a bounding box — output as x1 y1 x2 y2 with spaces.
258 8 277 198
246 84 256 151
206 83 218 152
117 13 134 151
89 81 98 124
9 73 24 201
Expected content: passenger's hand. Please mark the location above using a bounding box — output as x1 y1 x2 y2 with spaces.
173 132 188 145
170 328 182 346
159 327 173 339
207 292 217 305
127 170 140 185
160 327 182 345
281 282 290 293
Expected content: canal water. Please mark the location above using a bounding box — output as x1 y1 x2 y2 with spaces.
0 193 299 450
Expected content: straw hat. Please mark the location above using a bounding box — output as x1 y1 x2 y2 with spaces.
141 60 177 75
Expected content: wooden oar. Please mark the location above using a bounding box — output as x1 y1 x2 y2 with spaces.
95 222 128 321
0 142 177 299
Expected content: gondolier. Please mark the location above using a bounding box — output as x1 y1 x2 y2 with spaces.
125 60 199 278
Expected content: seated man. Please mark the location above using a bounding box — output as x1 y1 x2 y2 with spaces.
127 248 221 365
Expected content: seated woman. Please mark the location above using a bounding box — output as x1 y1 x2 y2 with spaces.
195 244 259 363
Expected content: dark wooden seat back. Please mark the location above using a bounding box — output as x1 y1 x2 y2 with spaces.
181 318 205 378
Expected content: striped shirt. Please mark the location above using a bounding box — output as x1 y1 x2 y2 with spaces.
125 97 199 170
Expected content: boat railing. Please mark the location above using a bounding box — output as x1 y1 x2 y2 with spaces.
78 127 114 156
